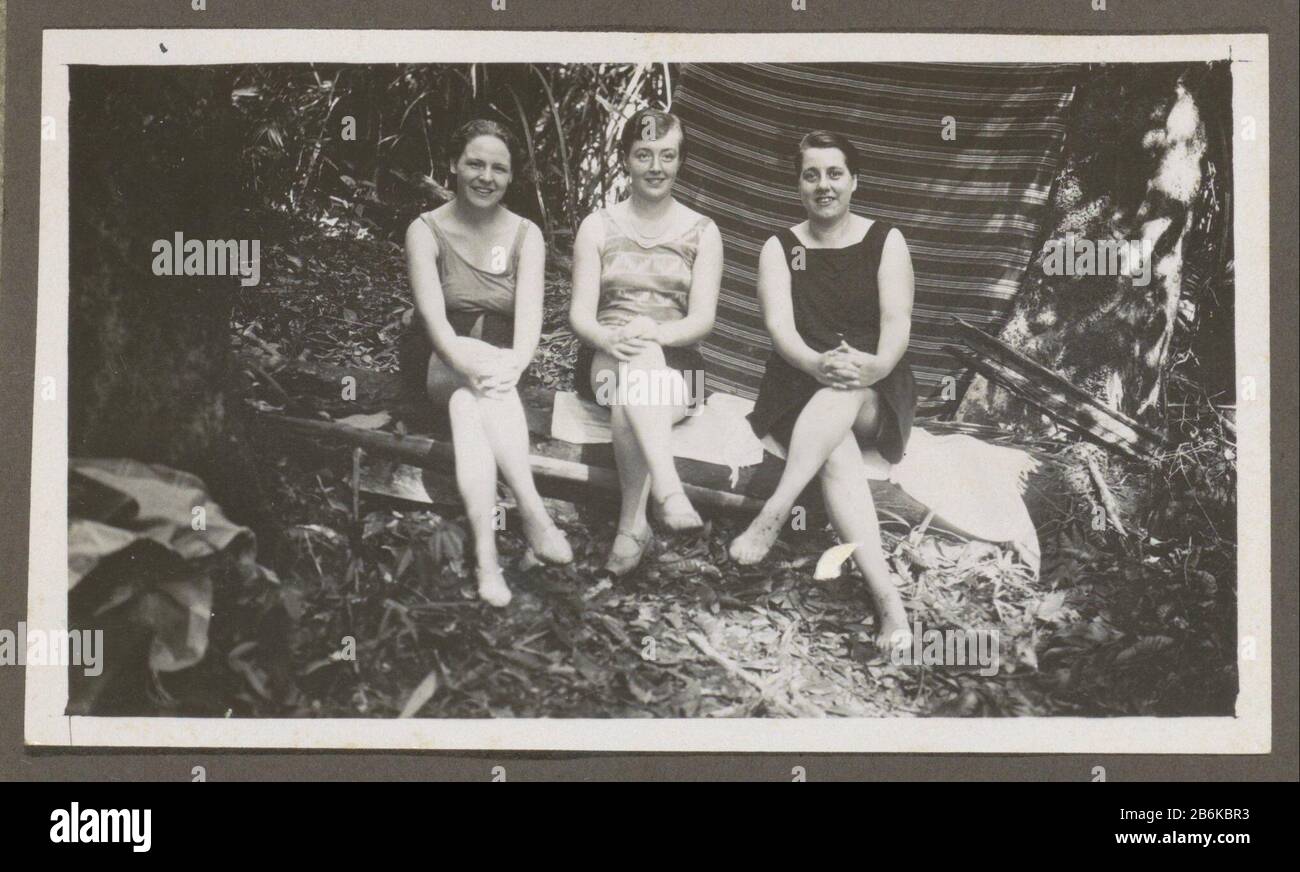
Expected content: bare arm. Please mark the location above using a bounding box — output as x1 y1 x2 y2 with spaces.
828 227 914 386
826 228 920 384
405 217 463 368
653 219 722 347
756 235 837 381
405 216 509 391
568 212 608 350
872 228 914 371
568 213 646 360
507 220 547 372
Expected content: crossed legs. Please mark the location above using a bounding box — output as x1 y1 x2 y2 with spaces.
590 344 700 575
731 386 910 650
430 353 571 607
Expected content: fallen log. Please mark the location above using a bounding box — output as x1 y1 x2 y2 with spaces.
950 318 1169 462
263 413 764 514
257 411 972 538
253 358 1042 546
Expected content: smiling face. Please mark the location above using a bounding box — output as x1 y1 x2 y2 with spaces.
797 146 857 222
453 134 512 208
625 122 683 203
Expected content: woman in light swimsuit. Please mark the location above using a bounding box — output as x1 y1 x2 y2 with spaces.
402 119 572 607
569 108 724 576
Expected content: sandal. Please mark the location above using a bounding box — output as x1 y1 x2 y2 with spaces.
604 528 654 577
652 491 703 532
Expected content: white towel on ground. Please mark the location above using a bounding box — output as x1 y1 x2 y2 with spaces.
551 389 1040 570
892 429 1041 572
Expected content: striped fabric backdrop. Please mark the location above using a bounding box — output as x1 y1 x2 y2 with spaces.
670 63 1076 413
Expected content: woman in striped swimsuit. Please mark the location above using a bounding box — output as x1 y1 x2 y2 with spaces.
569 108 724 576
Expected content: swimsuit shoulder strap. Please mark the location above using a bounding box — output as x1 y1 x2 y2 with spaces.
418 213 453 277
425 212 530 274
864 219 896 265
507 217 531 270
685 213 713 239
776 227 802 261
596 207 623 253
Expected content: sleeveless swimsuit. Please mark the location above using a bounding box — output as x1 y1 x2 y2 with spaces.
747 220 917 464
399 212 532 395
576 207 713 410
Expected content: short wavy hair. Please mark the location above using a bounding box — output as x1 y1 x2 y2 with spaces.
448 119 521 173
619 108 688 165
794 130 860 180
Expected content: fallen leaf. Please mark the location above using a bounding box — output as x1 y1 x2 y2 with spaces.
1035 591 1067 622
336 411 392 430
813 542 858 580
398 670 439 718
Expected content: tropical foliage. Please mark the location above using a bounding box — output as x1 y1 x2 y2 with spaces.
231 62 673 246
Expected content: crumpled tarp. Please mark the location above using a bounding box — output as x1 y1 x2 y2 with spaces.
69 457 254 672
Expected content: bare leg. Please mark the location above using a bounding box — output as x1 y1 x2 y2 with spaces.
475 389 572 564
611 346 698 528
446 387 511 607
730 386 872 564
609 404 652 532
592 352 655 573
818 434 911 655
853 392 886 444
604 403 655 574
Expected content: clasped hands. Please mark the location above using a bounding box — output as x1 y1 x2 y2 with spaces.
452 338 523 399
815 340 887 389
599 315 661 361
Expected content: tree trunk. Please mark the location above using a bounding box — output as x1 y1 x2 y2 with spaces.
958 64 1228 428
69 66 266 528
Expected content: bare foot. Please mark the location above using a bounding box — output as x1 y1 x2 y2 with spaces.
476 565 513 608
729 509 786 565
874 591 912 661
654 491 703 531
521 512 573 565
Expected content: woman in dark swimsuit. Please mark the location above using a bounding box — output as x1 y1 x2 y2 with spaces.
730 131 917 654
402 120 572 608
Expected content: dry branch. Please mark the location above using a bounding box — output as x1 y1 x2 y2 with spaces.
950 318 1169 462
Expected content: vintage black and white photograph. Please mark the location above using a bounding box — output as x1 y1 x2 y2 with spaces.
24 30 1270 751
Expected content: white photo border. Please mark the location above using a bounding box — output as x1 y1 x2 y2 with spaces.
28 29 1271 752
